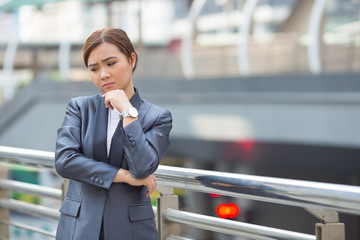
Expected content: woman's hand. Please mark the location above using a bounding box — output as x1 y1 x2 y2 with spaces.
113 169 157 197
102 89 131 113
128 173 157 197
102 89 138 127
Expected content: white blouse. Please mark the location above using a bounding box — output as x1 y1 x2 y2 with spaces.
106 107 121 157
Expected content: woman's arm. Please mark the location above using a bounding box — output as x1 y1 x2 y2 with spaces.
102 90 173 179
121 107 172 179
55 98 119 189
113 169 157 197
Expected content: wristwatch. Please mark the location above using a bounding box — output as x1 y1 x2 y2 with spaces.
121 106 139 119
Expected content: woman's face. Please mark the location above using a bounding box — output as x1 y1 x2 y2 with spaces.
87 42 136 93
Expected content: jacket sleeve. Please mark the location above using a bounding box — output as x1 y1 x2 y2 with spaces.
121 107 172 179
55 98 118 189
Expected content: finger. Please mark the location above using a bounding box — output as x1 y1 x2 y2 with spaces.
146 183 153 197
102 95 109 107
148 178 155 193
152 179 156 191
147 183 153 195
105 103 111 109
104 98 113 110
148 187 154 197
108 102 114 110
154 178 157 189
147 183 155 196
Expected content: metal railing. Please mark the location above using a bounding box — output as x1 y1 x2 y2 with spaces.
1 146 359 240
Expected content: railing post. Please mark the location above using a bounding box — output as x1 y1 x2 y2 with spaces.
306 208 345 240
316 223 345 240
0 165 9 239
156 186 179 240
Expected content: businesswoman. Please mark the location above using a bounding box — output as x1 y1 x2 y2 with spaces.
55 28 172 240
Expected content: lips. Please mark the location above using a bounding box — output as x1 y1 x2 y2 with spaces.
103 82 115 88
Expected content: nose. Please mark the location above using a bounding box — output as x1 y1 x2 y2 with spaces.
100 69 110 80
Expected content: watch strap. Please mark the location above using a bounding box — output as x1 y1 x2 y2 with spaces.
120 106 138 119
121 112 130 119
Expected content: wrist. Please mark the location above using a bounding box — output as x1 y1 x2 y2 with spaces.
118 103 132 113
121 106 139 120
122 116 138 128
114 169 129 183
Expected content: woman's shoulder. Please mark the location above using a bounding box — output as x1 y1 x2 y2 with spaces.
140 99 172 124
68 94 101 108
141 99 170 115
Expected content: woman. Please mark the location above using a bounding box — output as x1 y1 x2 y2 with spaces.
55 28 172 240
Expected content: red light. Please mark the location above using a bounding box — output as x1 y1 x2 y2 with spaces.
209 193 222 197
217 203 229 218
216 203 239 219
236 139 254 150
228 203 240 218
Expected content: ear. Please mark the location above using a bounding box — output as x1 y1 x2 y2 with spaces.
130 52 137 68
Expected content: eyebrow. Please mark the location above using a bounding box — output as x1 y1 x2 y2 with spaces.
88 56 117 68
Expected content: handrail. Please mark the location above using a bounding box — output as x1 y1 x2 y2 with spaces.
1 220 56 238
164 209 315 240
0 199 60 220
165 235 193 240
155 165 360 216
0 145 356 239
0 146 54 168
0 179 62 199
1 145 360 216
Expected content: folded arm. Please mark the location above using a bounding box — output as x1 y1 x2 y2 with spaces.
120 107 172 179
55 98 121 189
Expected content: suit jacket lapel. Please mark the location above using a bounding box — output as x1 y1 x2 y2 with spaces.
93 95 108 163
108 88 142 168
93 89 143 166
108 121 125 167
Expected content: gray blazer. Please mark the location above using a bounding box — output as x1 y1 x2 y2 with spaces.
55 89 172 240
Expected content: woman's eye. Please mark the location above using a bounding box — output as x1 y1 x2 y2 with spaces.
108 62 116 66
90 68 98 72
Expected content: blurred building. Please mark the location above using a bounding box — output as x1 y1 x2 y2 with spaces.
0 0 359 101
0 0 359 239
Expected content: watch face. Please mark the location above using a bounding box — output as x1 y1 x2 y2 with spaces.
129 107 138 117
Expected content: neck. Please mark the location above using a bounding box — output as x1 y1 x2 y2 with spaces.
124 86 135 100
123 79 135 100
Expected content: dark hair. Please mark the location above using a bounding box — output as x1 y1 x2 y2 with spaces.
83 28 138 72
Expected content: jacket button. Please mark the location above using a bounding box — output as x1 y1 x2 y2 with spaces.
127 132 133 138
95 178 99 183
99 179 104 185
129 137 135 142
90 177 95 181
130 142 136 147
